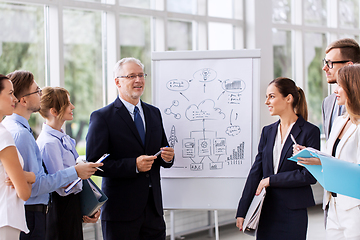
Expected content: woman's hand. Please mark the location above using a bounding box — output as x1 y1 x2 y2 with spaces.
256 177 269 195
297 157 321 165
83 209 101 223
236 217 244 231
293 144 306 156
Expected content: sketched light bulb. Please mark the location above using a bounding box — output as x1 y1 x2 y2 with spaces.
201 68 211 81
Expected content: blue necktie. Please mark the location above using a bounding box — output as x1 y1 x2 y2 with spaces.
134 106 145 144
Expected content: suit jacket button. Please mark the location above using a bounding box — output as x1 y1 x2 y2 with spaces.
146 174 149 177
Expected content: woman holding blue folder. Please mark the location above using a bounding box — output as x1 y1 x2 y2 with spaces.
296 64 360 240
37 87 101 240
236 77 320 240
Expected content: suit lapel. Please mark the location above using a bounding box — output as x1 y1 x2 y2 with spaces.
326 116 347 155
335 117 357 158
114 98 145 147
326 95 337 137
141 101 150 147
277 116 303 172
266 121 279 175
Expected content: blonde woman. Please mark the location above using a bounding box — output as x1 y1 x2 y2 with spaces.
37 87 101 240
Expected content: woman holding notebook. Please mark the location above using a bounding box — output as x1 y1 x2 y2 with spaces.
36 87 101 240
296 64 360 240
236 77 320 240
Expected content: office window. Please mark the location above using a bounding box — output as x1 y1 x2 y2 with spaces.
167 0 196 14
167 20 193 51
63 8 103 154
0 2 45 134
304 32 327 132
273 29 292 78
119 0 152 9
272 0 291 24
119 14 151 102
339 0 359 29
208 22 233 50
208 0 232 18
304 0 327 26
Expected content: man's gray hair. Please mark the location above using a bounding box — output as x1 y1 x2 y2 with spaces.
113 57 144 78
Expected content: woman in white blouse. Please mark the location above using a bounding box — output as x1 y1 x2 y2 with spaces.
296 64 360 240
37 87 100 240
0 74 35 240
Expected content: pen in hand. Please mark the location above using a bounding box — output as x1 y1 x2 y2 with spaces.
153 146 169 157
290 134 297 146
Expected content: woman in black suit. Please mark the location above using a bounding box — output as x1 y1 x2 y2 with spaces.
236 77 320 240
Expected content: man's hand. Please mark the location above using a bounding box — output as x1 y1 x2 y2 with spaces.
136 155 156 172
160 147 174 162
75 162 103 179
236 217 244 231
24 171 35 184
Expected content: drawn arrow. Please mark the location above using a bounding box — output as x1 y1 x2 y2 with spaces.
179 92 189 101
217 91 225 100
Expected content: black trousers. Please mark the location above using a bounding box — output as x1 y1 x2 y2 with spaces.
102 189 166 240
20 209 46 240
45 192 83 240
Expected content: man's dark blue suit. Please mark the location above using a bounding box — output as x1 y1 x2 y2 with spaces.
86 97 173 239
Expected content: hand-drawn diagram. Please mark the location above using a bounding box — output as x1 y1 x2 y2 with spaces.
157 59 253 178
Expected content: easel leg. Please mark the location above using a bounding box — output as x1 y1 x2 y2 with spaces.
214 210 219 240
170 210 175 240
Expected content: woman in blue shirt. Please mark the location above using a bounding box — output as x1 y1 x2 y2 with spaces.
37 87 100 240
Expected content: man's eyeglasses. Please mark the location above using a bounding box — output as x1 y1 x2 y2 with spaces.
22 88 42 98
322 58 350 69
117 73 147 80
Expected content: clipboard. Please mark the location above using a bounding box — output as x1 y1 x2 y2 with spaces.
79 178 108 217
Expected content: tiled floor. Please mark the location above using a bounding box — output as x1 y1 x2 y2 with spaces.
180 205 326 240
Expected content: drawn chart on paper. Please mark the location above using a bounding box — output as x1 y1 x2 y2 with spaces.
154 58 253 178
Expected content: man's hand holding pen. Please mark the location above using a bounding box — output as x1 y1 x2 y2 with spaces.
159 146 174 162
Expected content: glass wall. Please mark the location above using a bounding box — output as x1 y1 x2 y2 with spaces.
272 0 359 136
63 9 103 154
0 2 45 135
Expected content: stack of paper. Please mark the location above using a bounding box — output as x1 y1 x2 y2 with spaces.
243 188 266 236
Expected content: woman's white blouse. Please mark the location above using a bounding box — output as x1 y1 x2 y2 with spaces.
273 122 295 174
0 123 29 233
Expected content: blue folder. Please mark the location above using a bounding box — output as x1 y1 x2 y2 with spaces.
288 147 360 200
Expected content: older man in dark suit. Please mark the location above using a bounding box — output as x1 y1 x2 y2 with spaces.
86 57 174 240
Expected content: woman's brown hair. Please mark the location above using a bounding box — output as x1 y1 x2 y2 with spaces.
337 64 360 123
269 77 308 121
39 87 70 120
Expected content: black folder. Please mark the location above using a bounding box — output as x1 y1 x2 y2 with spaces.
79 178 108 217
